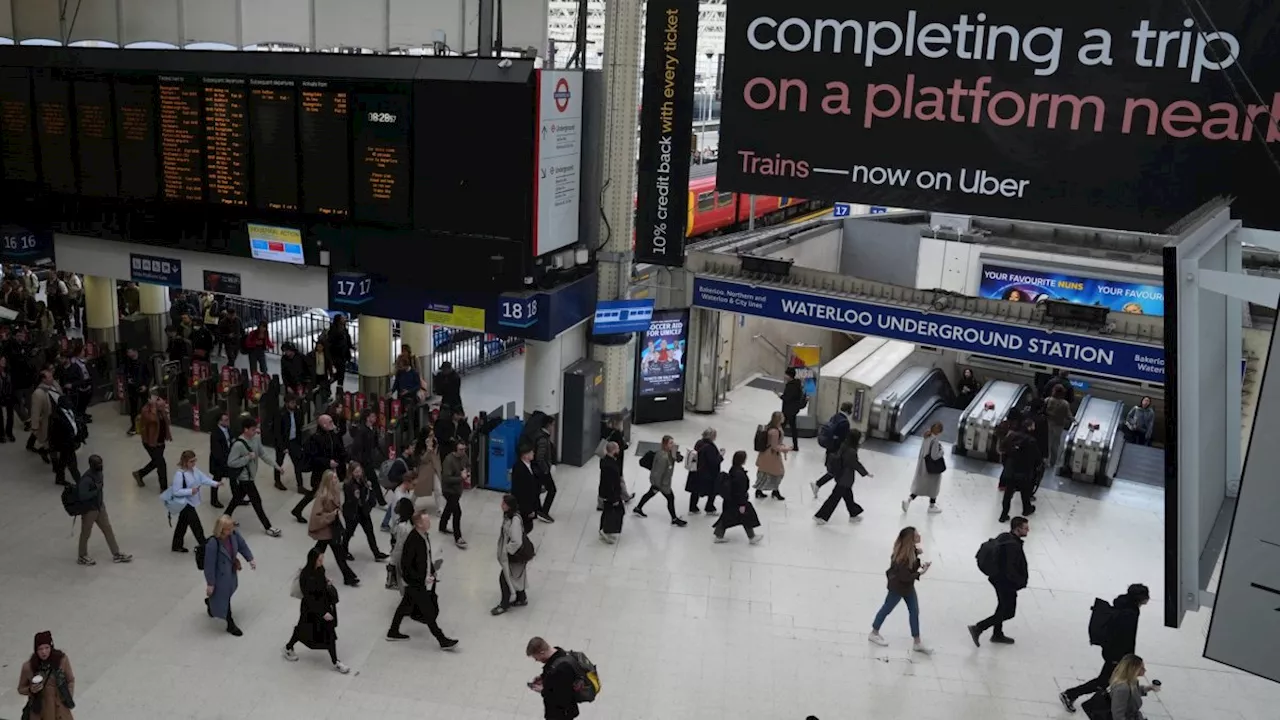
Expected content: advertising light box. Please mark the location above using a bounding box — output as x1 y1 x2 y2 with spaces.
979 263 1164 316
715 1 1280 232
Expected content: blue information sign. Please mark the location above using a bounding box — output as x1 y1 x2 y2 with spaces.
331 271 373 307
594 298 656 335
692 276 1164 384
497 295 540 329
130 253 183 288
832 203 851 218
0 226 54 266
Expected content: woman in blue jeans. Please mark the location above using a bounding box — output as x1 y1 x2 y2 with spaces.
868 526 933 654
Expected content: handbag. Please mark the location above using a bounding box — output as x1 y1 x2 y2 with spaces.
593 438 608 458
924 454 947 474
289 570 304 600
509 535 536 564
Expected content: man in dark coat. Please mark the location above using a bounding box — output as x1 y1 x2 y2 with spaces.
598 442 624 542
999 420 1040 522
274 394 306 492
291 414 347 522
779 367 806 451
386 509 458 649
1059 583 1149 711
208 412 232 508
433 361 463 414
511 443 540 535
968 516 1031 646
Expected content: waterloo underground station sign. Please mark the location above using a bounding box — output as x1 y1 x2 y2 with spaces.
716 1 1280 233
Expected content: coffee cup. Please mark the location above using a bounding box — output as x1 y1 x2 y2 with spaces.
30 674 44 688
1151 679 1162 688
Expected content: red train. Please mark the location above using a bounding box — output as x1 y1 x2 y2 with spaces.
635 163 830 248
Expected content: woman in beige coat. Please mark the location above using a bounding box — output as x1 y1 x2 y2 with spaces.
754 411 790 501
308 470 359 586
17 630 75 720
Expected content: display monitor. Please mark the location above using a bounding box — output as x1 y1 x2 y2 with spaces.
247 222 304 264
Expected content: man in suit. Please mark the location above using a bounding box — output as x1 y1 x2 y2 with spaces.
510 443 540 535
274 394 305 492
386 509 458 649
208 412 232 508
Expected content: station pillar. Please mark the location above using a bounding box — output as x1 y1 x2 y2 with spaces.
590 0 644 424
138 283 167 351
688 307 720 414
398 320 434 391
83 275 118 350
524 339 560 418
357 315 392 397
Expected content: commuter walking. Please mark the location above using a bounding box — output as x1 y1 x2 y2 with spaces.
169 450 221 557
1045 384 1072 467
999 420 1040 522
382 460 417 532
685 428 722 515
224 418 284 537
1026 398 1051 494
29 369 61 464
208 412 232 508
754 411 790 500
341 461 387 561
326 315 353 392
1059 583 1150 712
810 402 853 497
283 546 351 673
779 367 807 451
634 435 686 526
17 630 76 720
511 444 540 534
244 320 272 374
492 494 531 615
74 455 133 566
274 394 306 492
814 429 870 523
868 526 933 654
349 409 382 497
386 509 459 649
385 497 415 590
968 516 1031 646
204 515 256 636
307 470 360 586
132 395 172 492
598 441 624 543
1105 654 1160 720
439 438 470 548
903 422 946 514
292 414 347 523
120 347 150 436
525 637 583 720
714 451 762 544
45 389 86 488
433 360 463 414
1123 396 1155 446
533 415 558 523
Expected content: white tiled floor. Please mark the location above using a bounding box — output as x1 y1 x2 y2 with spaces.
2 365 1277 720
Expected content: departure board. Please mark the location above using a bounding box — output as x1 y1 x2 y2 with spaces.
248 79 299 211
114 81 159 199
0 68 36 182
32 71 76 193
74 79 118 197
158 76 204 201
300 84 349 217
203 78 249 206
353 93 411 225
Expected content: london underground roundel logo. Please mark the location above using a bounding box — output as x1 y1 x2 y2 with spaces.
553 78 571 112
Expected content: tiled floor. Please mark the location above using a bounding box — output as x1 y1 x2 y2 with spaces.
2 367 1276 720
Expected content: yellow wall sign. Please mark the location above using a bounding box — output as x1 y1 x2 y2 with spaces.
424 304 486 332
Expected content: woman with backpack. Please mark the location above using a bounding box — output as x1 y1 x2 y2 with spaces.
813 429 871 523
282 546 351 674
754 411 790 501
713 451 762 544
867 526 933 655
685 428 722 515
492 494 531 615
903 422 946 515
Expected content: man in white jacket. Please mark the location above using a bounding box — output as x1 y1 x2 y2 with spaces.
224 418 283 537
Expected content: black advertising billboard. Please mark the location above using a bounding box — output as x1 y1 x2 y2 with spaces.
717 2 1280 232
634 0 699 265
633 308 689 424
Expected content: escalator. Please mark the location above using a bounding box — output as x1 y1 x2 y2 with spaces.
956 381 1032 461
867 367 954 441
1059 395 1126 487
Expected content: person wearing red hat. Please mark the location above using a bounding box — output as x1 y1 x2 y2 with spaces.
18 630 76 719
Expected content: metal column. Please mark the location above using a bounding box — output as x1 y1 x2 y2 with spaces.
689 307 719 414
590 0 644 420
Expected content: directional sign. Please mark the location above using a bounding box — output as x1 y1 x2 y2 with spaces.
870 206 888 214
832 202 851 218
593 298 656 335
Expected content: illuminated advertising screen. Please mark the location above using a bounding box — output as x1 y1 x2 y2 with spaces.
979 263 1164 316
637 309 689 397
247 222 305 264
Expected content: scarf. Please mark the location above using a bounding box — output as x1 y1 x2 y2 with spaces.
23 658 75 719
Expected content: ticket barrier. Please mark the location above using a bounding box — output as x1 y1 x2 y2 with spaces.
257 375 283 441
158 359 196 429
222 367 250 432
483 417 524 492
79 338 114 406
189 360 222 432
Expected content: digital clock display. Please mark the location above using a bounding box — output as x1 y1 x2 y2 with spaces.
367 112 397 123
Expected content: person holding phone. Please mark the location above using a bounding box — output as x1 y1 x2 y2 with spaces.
867 526 933 655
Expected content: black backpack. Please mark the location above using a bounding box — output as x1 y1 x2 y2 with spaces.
715 471 731 498
817 414 841 449
753 426 769 452
1080 690 1112 720
60 481 92 516
638 450 656 470
48 395 86 448
825 449 843 476
975 537 1002 577
1088 598 1116 646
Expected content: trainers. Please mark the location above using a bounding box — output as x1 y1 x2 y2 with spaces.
748 534 763 545
671 517 687 527
266 527 282 537
990 635 1015 645
901 498 910 513
809 481 819 499
967 625 982 647
77 555 96 566
439 638 459 650
536 512 555 524
849 515 863 523
912 642 933 655
713 536 729 544
283 646 299 662
1059 692 1077 713
927 504 942 514
868 631 888 646
633 508 647 517
333 661 351 674
386 630 409 641
132 470 144 487
454 538 468 549
705 508 719 516
689 508 700 515
814 516 827 525
113 553 133 563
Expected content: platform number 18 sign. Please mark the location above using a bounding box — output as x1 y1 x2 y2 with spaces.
499 297 539 329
